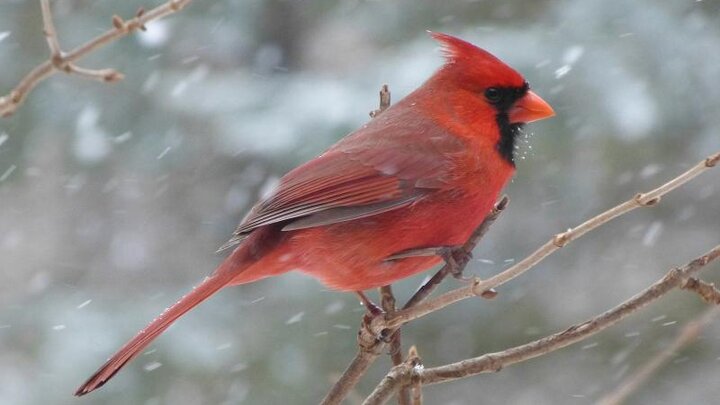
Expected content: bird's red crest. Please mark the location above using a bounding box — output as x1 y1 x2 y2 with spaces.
429 31 525 89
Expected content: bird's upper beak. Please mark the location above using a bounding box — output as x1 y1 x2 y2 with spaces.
508 90 555 124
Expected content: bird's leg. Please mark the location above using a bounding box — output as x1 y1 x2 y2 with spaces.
438 246 473 281
385 245 473 280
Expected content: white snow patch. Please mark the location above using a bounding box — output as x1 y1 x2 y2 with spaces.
562 45 585 65
324 300 345 315
75 106 111 163
259 176 280 200
171 80 188 97
142 72 160 93
642 221 663 247
603 76 657 139
640 164 662 179
137 20 170 48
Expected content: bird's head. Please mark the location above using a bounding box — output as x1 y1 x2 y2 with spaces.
429 32 555 164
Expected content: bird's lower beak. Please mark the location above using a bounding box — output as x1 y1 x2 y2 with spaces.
508 90 555 124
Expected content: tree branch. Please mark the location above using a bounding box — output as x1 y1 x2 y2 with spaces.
363 244 720 404
598 305 720 405
680 277 720 304
378 152 720 332
364 346 424 405
369 84 391 118
379 285 409 405
0 0 192 117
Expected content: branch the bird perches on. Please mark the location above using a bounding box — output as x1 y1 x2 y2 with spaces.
322 87 720 405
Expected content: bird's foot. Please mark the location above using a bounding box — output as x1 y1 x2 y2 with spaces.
355 291 395 344
438 246 473 281
385 245 474 280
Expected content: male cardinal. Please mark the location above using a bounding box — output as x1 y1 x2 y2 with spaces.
75 32 554 395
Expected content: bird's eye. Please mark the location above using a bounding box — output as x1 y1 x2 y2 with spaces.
484 87 502 103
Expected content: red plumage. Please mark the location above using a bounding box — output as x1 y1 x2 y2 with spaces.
75 32 554 396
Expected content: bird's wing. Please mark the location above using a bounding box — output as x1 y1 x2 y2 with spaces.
218 134 463 252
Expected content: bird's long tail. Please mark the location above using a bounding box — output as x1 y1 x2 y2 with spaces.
74 233 267 396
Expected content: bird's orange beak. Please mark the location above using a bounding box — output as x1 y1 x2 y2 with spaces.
508 90 555 124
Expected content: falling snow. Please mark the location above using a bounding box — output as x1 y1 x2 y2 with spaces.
0 165 16 182
285 311 305 325
74 106 111 163
76 299 92 309
1 2 718 403
157 146 172 160
554 65 572 79
143 362 163 372
137 20 171 48
642 221 664 247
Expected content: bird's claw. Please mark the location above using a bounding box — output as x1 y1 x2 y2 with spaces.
439 246 473 281
385 245 474 280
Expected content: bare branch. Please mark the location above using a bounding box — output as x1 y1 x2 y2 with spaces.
407 346 423 405
681 277 720 304
363 245 720 404
369 85 391 117
598 305 720 405
380 285 409 405
364 346 424 405
0 0 192 117
381 152 720 331
40 0 63 62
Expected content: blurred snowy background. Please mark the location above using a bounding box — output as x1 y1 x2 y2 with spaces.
1 0 719 404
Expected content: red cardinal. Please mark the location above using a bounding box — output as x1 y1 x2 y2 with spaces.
75 32 554 395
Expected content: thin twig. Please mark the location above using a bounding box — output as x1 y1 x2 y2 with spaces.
364 346 424 405
681 277 720 304
597 305 720 405
379 152 720 332
322 350 380 405
407 346 423 405
40 0 63 60
380 286 409 405
362 245 720 404
321 196 508 405
369 84 391 117
0 0 192 117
